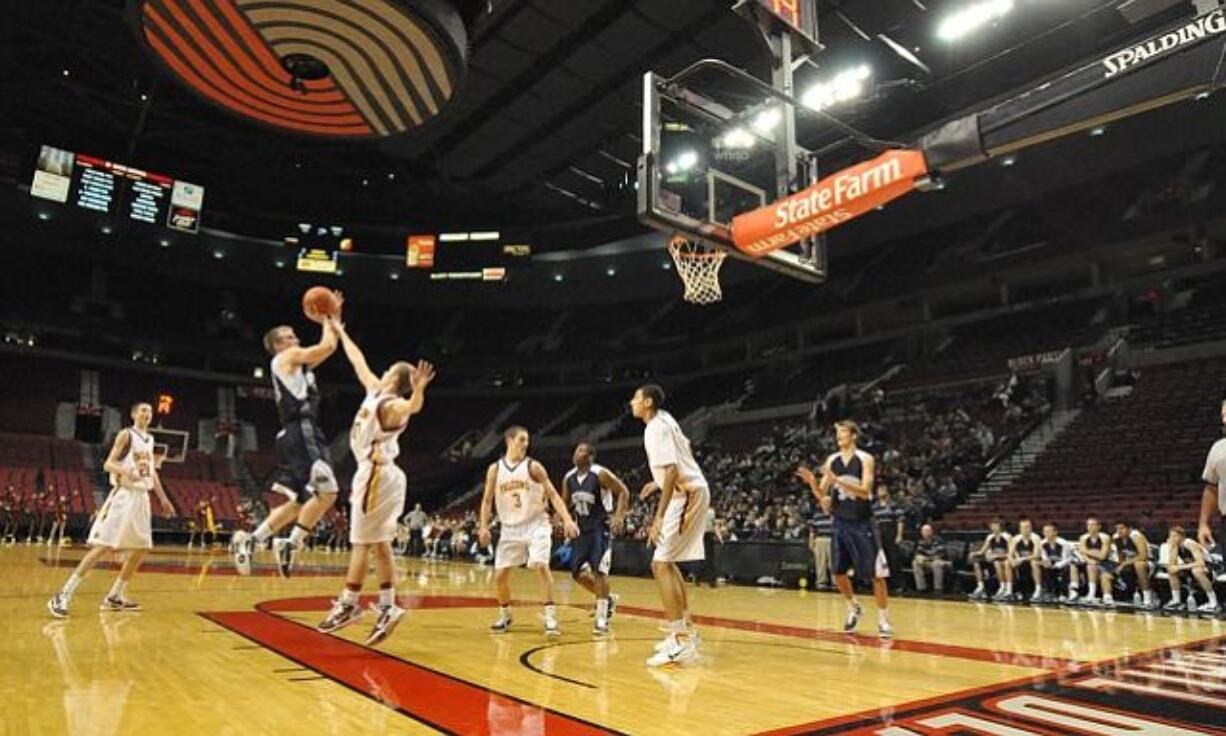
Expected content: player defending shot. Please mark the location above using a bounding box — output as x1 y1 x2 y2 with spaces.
797 421 892 637
232 296 342 577
631 384 711 666
478 427 579 636
315 322 433 644
47 402 175 617
562 442 629 635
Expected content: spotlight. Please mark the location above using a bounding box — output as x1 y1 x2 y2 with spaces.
802 65 872 112
253 366 265 379
937 0 1013 43
1000 155 1017 167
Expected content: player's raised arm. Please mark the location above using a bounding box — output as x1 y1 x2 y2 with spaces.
279 315 341 371
333 321 379 392
599 467 631 533
532 461 579 539
382 361 436 428
477 463 497 547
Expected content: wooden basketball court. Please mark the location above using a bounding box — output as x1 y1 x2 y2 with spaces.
5 544 1224 735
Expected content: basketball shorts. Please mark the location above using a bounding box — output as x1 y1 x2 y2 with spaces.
1080 557 1117 575
88 487 152 550
832 519 889 579
571 528 612 577
653 486 709 563
349 463 406 545
496 517 552 569
272 420 337 504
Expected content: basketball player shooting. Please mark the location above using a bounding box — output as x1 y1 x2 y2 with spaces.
232 290 343 577
47 402 176 617
316 321 433 646
479 427 580 636
562 442 630 635
631 384 711 667
797 421 892 637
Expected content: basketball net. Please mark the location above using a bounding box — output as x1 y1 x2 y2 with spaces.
668 234 726 305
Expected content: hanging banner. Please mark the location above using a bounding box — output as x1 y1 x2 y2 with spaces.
730 149 928 256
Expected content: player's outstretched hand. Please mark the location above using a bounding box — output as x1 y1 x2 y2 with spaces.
795 466 817 487
611 513 626 535
639 482 659 501
159 498 174 517
478 526 491 547
1199 522 1216 549
563 520 580 539
410 360 436 391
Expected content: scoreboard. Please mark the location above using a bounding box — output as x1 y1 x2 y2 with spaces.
30 144 205 233
405 232 531 281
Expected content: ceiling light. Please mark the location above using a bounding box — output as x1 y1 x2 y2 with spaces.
1000 155 1017 167
469 231 500 241
662 261 672 271
666 150 699 175
606 266 617 277
1089 126 1106 137
936 0 1013 43
720 128 755 149
100 225 113 235
553 273 564 282
751 107 781 133
802 65 873 112
159 238 170 247
37 212 50 221
212 250 225 259
389 272 400 280
253 366 265 379
62 69 70 77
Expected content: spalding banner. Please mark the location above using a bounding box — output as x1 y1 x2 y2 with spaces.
730 149 928 256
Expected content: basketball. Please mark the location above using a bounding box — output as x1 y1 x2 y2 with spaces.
302 286 340 322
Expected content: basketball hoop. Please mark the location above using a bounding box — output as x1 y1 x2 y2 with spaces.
668 234 727 305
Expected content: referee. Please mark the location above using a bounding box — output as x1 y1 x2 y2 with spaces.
1198 398 1226 549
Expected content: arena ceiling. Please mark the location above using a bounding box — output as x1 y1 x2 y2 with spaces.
1 0 1220 261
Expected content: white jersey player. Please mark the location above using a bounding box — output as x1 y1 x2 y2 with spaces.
632 384 711 667
316 322 433 646
478 426 579 636
47 402 175 618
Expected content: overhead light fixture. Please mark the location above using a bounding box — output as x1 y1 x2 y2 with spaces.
100 224 113 235
159 238 170 247
801 65 873 112
1000 155 1017 167
751 107 781 133
438 232 469 242
606 266 617 277
62 69 70 77
553 273 564 282
720 128 755 149
1089 125 1106 137
253 366 265 379
936 0 1013 43
469 231 500 241
37 212 50 221
665 150 699 175
389 271 400 281
212 249 225 259
662 261 672 271
274 259 286 269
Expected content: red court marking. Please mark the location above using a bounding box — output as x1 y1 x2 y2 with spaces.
256 595 1078 669
203 610 615 736
754 632 1226 735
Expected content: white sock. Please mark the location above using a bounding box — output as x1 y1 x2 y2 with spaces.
596 598 609 620
1088 583 1097 597
288 525 310 548
878 609 890 624
847 598 860 611
252 520 275 543
1144 590 1155 604
544 604 557 621
1171 590 1182 604
498 605 510 621
1209 593 1219 607
378 586 395 608
1103 592 1114 602
108 579 127 599
62 573 83 597
340 588 359 605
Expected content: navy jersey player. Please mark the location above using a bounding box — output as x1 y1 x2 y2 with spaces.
797 420 891 637
232 298 343 577
561 442 629 635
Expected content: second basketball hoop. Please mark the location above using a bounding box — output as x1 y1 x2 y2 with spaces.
668 234 727 305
